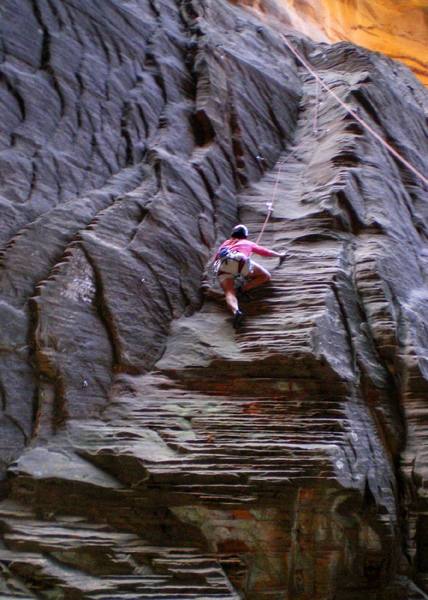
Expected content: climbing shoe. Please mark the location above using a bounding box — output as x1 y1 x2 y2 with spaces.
233 309 244 329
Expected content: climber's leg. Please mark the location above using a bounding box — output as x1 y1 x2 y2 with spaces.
242 263 271 291
220 277 240 314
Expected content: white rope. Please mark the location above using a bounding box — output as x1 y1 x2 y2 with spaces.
255 139 305 244
257 36 427 246
282 34 428 187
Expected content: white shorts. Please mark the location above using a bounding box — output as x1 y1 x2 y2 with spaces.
217 257 254 284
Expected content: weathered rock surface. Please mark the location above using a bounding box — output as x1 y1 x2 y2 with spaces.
238 0 428 86
0 0 427 598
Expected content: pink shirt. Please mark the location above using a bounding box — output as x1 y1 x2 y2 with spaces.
216 238 277 259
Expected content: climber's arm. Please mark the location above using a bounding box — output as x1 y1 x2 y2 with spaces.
251 243 284 258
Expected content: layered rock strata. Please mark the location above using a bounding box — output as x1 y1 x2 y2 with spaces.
0 0 428 598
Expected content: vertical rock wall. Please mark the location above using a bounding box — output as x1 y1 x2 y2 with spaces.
0 0 299 471
0 0 427 598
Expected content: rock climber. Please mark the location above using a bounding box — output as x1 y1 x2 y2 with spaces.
213 224 285 328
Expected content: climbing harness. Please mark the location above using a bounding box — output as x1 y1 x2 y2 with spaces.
214 246 251 288
214 247 246 274
282 34 428 188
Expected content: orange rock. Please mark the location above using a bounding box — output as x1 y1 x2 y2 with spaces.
237 0 428 85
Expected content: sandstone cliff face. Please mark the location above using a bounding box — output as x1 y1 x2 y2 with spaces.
238 0 428 86
0 1 427 599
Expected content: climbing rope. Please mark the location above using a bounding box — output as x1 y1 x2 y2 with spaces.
255 135 307 245
282 34 428 187
255 157 283 244
255 35 427 246
255 69 322 246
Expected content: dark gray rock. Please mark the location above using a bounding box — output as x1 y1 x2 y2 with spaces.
0 0 427 598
